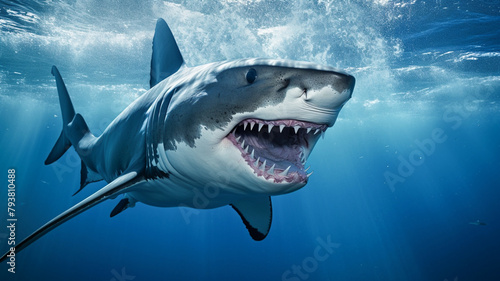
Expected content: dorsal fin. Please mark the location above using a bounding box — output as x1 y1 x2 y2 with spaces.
150 18 185 88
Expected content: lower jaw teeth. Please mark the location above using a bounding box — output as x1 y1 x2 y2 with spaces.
255 161 292 178
259 160 267 172
268 164 275 174
249 156 311 183
254 157 260 168
230 131 310 182
278 166 290 177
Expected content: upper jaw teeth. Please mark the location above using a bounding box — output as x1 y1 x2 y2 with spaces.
237 118 327 135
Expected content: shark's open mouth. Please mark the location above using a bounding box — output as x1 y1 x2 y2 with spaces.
227 119 327 183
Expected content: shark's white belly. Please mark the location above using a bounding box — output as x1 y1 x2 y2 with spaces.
126 178 242 209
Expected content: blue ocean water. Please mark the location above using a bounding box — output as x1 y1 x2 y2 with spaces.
1 0 499 280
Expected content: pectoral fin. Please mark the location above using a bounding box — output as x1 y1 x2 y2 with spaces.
231 196 272 241
110 198 130 217
0 171 143 262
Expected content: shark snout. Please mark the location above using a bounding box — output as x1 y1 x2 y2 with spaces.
278 69 355 112
303 71 354 110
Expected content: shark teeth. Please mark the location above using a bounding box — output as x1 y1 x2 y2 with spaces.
229 118 327 183
259 160 267 171
250 158 298 182
299 148 308 165
236 118 327 136
268 164 275 174
254 157 260 167
279 124 285 133
279 166 291 177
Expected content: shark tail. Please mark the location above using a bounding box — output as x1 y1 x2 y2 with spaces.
45 66 76 165
45 66 100 193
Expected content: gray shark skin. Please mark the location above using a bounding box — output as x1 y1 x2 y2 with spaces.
1 18 354 261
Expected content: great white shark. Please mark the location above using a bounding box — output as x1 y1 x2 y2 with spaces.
1 18 354 261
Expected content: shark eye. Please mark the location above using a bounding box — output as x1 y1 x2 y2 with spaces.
246 68 257 84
